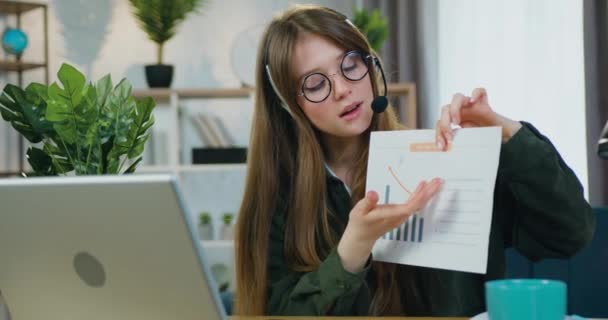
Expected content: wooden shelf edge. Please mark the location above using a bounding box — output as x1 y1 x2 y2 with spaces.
133 87 254 100
133 82 415 100
136 164 247 173
0 171 24 178
200 240 234 248
0 60 46 72
0 1 46 15
387 82 415 95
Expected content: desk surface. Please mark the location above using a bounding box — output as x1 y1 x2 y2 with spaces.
231 317 608 320
231 317 467 320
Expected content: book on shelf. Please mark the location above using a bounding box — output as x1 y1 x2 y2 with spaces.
189 113 245 164
190 114 218 147
208 115 236 146
190 113 237 148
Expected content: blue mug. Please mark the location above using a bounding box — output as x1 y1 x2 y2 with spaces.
485 279 566 320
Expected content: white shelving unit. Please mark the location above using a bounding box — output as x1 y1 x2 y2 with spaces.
132 83 417 172
131 88 252 239
132 87 255 171
132 87 253 293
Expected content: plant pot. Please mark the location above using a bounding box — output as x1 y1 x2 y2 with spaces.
221 224 234 240
198 223 214 241
145 64 173 88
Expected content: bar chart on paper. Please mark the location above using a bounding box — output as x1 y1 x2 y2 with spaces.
366 127 502 274
382 185 425 243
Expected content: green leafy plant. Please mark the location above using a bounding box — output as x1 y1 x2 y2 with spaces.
222 212 233 225
352 8 389 52
199 211 211 225
128 0 206 64
0 63 155 176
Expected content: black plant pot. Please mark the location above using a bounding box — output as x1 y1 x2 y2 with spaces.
145 64 173 88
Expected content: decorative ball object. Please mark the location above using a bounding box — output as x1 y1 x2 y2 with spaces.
2 28 28 56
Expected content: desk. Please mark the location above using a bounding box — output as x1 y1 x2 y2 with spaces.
231 317 466 320
231 317 608 320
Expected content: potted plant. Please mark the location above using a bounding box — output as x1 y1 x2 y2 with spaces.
211 263 230 292
198 211 213 241
221 212 234 240
0 63 155 176
128 0 206 88
352 7 389 52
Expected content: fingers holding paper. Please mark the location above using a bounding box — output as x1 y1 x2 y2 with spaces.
436 88 499 150
436 88 523 146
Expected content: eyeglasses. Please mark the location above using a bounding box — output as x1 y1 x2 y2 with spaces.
297 50 371 103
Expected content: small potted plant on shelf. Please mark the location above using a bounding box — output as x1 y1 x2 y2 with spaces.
198 211 213 241
352 7 389 52
128 0 206 88
0 63 155 176
221 212 234 240
211 263 230 292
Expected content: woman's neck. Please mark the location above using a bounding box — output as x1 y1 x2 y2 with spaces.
321 134 363 186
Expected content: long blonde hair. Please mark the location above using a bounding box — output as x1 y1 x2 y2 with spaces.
235 5 406 316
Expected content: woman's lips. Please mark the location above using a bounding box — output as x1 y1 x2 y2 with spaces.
340 103 362 120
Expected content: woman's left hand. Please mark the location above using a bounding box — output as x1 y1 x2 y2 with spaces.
436 88 522 150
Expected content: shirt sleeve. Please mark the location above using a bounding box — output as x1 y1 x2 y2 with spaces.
498 122 596 261
265 208 372 316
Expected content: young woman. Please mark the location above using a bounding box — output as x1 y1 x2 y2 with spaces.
235 5 595 317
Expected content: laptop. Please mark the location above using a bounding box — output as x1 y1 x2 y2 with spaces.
0 174 227 320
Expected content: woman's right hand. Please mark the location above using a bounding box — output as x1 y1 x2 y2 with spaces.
337 178 444 273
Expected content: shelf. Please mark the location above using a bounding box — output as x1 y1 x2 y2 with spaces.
132 87 254 100
387 82 415 95
136 164 247 174
0 60 46 72
0 1 45 15
179 164 246 172
133 83 416 127
0 171 24 178
133 84 412 100
201 240 234 249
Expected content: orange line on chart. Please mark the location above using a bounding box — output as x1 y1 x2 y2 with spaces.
388 166 412 195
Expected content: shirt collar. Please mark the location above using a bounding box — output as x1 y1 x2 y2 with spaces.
324 163 352 196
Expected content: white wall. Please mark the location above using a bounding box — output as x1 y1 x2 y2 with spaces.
0 0 356 171
22 0 355 87
435 0 588 192
2 0 590 187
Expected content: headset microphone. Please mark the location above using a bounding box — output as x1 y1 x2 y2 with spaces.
371 57 389 113
371 96 388 113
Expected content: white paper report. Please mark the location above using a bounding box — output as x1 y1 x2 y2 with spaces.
366 127 501 274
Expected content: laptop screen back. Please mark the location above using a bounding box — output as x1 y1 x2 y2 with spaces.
0 174 226 320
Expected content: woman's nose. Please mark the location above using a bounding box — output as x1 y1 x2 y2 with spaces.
331 73 352 100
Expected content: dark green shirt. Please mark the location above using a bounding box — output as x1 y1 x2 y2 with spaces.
266 122 595 316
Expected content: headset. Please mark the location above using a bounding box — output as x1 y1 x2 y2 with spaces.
370 56 389 113
265 16 389 116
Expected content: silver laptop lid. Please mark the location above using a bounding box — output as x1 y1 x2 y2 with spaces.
0 174 226 320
